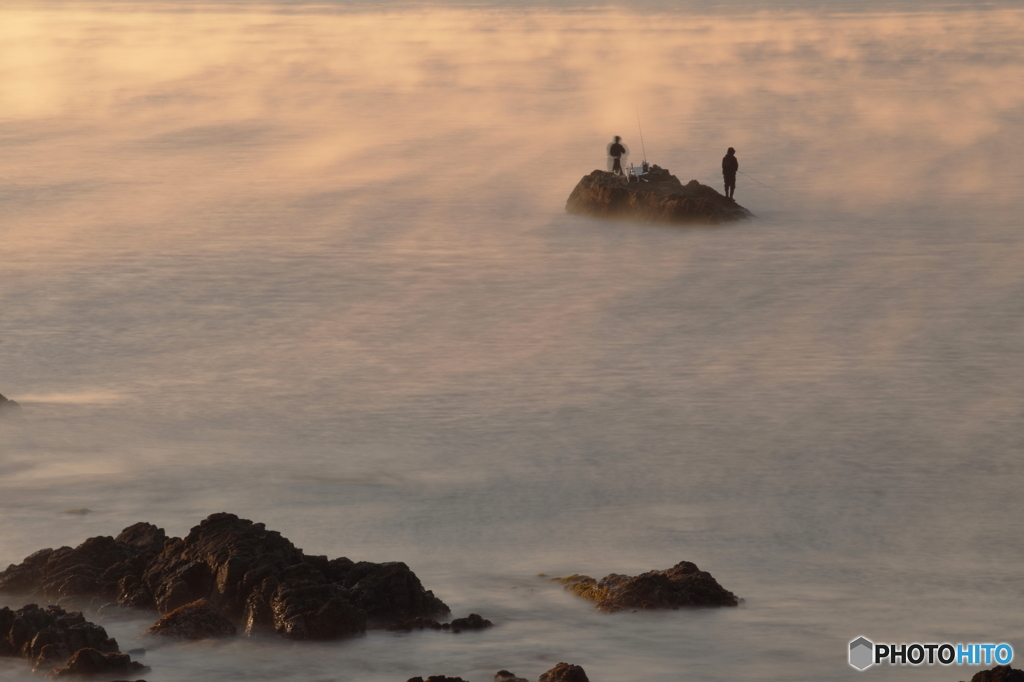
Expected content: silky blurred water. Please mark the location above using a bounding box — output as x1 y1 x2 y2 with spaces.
2 3 1024 681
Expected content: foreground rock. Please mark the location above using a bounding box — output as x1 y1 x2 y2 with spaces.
555 561 738 612
48 647 149 679
969 666 1024 682
145 598 236 640
0 512 450 640
566 169 753 224
538 663 589 682
406 663 588 682
0 603 118 665
0 603 147 677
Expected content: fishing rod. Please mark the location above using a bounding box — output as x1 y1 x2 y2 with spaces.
738 170 783 194
635 107 648 165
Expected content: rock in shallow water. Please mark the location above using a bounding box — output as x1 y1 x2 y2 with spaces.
565 169 753 224
0 512 450 641
145 598 236 640
0 603 119 665
555 561 738 612
407 664 587 682
47 647 149 679
386 613 493 633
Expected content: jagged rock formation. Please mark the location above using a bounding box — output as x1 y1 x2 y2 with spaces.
0 603 147 677
145 598 236 640
0 513 450 641
555 561 738 612
566 169 753 224
0 603 118 664
538 663 590 682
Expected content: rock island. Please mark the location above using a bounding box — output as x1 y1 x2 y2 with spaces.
566 167 753 225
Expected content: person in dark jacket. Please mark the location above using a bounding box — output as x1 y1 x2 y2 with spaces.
722 147 738 198
607 136 627 175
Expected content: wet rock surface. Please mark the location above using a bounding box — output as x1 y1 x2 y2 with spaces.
566 169 753 225
538 663 590 682
0 603 119 665
0 603 148 677
145 598 236 640
969 666 1024 682
555 561 738 612
47 647 150 679
0 513 450 641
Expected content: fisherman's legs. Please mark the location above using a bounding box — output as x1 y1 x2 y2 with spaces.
612 157 623 175
724 174 736 198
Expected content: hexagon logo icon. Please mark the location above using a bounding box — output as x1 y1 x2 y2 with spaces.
849 637 874 670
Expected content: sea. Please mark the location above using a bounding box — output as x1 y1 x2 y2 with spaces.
1 1 1023 680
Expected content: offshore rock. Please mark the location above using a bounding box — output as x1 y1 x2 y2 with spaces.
47 647 149 679
145 599 236 640
448 613 492 632
406 664 586 682
0 513 449 641
565 169 753 224
539 663 590 682
386 613 493 633
0 393 20 413
494 672 529 682
0 523 168 606
555 561 738 612
970 666 1024 682
0 603 118 665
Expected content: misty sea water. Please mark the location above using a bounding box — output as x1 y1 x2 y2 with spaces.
2 1 1024 680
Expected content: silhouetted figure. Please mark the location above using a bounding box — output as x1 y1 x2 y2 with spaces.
722 147 738 198
607 136 627 175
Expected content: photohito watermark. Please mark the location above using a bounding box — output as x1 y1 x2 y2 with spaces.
849 637 1014 671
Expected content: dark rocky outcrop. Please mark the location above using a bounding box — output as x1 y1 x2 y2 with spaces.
407 664 587 682
47 647 149 679
539 663 589 682
494 672 529 682
144 599 236 640
555 561 738 612
0 513 449 641
566 169 753 224
0 603 147 677
0 393 20 413
387 613 493 633
0 523 168 607
970 666 1024 682
0 603 118 665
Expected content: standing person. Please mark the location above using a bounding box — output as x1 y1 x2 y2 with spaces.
722 147 738 198
607 136 627 175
